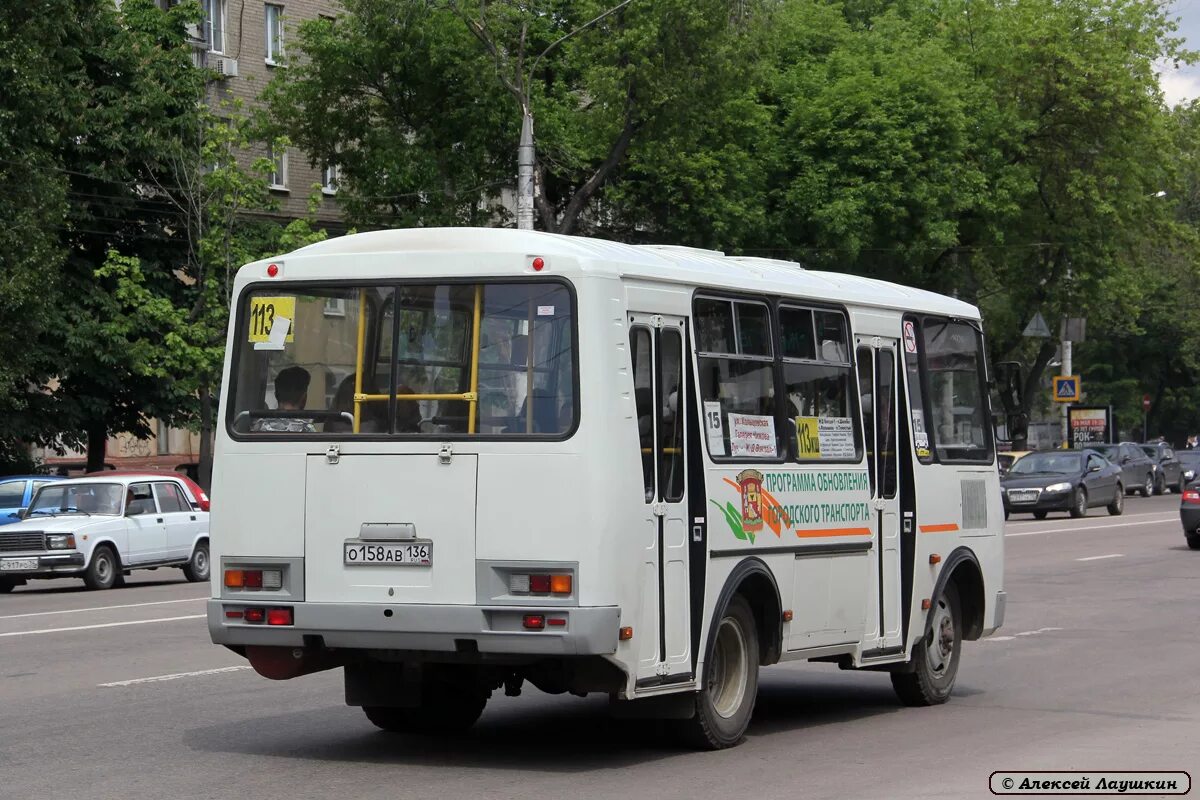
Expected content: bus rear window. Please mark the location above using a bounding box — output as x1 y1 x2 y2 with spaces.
228 281 576 438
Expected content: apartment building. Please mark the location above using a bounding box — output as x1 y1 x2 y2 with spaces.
37 1 347 478
191 0 343 225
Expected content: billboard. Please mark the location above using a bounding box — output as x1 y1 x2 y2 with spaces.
1068 406 1112 447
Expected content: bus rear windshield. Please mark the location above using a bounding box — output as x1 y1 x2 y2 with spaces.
227 281 576 437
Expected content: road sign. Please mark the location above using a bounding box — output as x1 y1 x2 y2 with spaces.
1053 375 1080 403
1143 394 1151 412
1023 312 1052 338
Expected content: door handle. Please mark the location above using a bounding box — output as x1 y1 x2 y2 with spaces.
156 517 164 523
190 515 196 521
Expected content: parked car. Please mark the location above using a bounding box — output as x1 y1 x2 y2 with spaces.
1001 448 1124 519
1140 443 1184 494
998 450 1032 477
104 471 209 511
0 476 65 526
1086 443 1156 497
1180 484 1200 549
0 475 209 593
1177 450 1200 488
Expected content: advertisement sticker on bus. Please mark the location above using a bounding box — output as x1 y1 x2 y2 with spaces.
903 320 918 353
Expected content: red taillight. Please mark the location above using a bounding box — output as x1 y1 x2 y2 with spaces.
243 570 263 589
528 574 551 593
1184 490 1200 504
244 608 265 623
266 608 293 626
547 617 566 627
523 614 546 630
225 609 243 619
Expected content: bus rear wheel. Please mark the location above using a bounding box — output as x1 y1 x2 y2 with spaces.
891 583 962 706
678 594 759 750
363 669 488 735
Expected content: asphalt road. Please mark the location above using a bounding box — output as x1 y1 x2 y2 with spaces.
1 494 1197 800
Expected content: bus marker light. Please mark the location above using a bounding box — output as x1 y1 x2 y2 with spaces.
267 608 293 626
225 610 244 619
550 574 572 594
929 554 941 565
528 574 552 593
243 570 264 589
782 610 794 622
531 256 545 271
244 608 266 623
921 599 931 610
523 614 546 630
267 263 279 277
619 626 634 641
224 569 245 588
547 617 566 627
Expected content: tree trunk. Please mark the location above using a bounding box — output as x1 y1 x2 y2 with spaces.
85 420 108 474
198 382 214 493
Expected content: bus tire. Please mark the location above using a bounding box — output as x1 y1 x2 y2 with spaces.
83 545 118 591
0 578 16 594
678 594 759 750
1186 534 1200 551
363 672 487 735
891 583 961 707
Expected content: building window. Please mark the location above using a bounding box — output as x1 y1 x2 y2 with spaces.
205 0 226 53
265 4 285 65
323 297 346 317
157 419 171 455
268 143 287 190
322 162 340 195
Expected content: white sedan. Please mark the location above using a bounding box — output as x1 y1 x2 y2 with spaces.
0 476 210 592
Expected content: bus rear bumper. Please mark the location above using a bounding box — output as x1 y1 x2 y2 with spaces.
207 600 621 656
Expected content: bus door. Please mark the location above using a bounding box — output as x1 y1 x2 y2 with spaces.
629 314 692 685
856 338 904 652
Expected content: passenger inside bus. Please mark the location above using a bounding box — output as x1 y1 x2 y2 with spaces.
251 366 316 433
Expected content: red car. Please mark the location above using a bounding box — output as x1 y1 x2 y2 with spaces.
99 471 210 511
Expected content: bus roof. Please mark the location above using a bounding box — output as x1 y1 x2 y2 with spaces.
270 227 979 319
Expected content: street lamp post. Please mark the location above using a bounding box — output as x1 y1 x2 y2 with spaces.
515 0 635 230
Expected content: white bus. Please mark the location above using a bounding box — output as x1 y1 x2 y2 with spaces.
209 228 1005 749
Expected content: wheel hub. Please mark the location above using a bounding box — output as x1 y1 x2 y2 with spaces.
925 600 955 677
710 617 749 719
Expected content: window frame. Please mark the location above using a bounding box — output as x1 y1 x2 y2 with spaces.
205 0 226 54
903 313 995 466
778 301 861 465
268 142 287 190
153 481 189 514
265 3 285 65
224 277 581 443
322 162 340 195
694 292 785 464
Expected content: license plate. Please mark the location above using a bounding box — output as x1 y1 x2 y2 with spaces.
0 558 38 571
343 540 432 567
1008 489 1039 503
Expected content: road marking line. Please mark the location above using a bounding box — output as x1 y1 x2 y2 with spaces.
1077 553 1124 562
0 596 206 620
100 665 251 687
0 614 205 638
1006 514 1177 537
982 627 1062 643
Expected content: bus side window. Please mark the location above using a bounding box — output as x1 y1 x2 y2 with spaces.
659 328 685 502
630 327 655 502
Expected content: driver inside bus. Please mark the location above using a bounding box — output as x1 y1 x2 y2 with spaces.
251 365 316 433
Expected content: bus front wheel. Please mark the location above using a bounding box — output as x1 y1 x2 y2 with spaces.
891 583 962 706
678 594 759 750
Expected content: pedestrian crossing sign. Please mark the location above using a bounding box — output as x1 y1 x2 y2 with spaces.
1053 375 1080 403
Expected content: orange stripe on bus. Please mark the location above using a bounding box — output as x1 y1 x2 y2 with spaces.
794 527 872 538
919 523 959 533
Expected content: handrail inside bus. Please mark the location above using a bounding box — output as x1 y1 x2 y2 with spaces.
352 285 483 434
